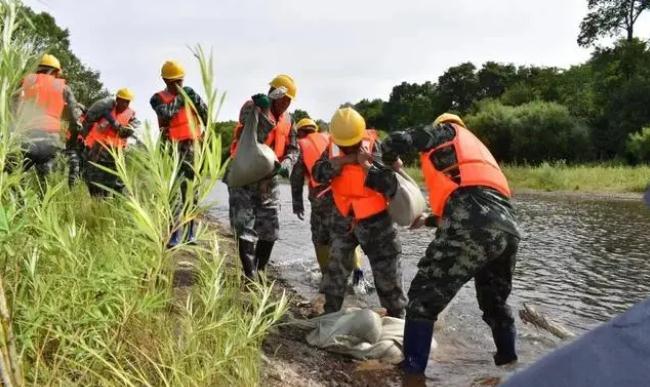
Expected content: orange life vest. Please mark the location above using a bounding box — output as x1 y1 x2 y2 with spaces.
230 107 292 158
330 131 388 220
298 132 329 188
420 124 511 217
20 73 66 133
156 90 201 141
85 107 135 149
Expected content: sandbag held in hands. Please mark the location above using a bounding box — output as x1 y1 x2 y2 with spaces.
388 168 426 226
226 108 279 187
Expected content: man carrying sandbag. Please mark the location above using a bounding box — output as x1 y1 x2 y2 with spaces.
228 75 299 280
290 118 365 287
83 88 140 196
312 107 406 318
382 113 520 375
150 60 208 247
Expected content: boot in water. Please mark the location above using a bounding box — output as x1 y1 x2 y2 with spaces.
402 318 434 374
492 325 518 366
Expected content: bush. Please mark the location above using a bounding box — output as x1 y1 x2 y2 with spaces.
625 127 650 164
466 100 593 163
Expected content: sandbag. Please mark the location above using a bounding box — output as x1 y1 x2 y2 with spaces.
226 108 278 187
388 168 426 226
298 308 437 364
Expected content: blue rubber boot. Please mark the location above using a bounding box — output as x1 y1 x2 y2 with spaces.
492 325 518 366
186 220 197 245
402 319 434 374
167 229 180 249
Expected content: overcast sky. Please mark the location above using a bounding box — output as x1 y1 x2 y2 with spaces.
24 0 650 125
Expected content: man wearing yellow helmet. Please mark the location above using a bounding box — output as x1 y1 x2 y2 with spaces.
82 89 140 196
227 74 299 280
311 107 407 318
383 113 520 374
289 117 365 288
16 54 81 189
150 60 208 247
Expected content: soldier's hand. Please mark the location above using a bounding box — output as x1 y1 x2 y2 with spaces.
409 214 427 230
357 148 373 170
392 157 403 171
252 93 271 109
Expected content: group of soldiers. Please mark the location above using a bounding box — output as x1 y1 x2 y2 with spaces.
227 77 521 375
17 55 520 375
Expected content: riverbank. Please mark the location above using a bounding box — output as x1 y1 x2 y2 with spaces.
405 163 650 194
208 219 403 387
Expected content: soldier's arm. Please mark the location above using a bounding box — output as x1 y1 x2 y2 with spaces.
365 139 398 198
150 93 182 126
289 152 307 214
280 126 300 174
312 149 338 184
183 86 209 124
383 123 457 158
62 85 81 134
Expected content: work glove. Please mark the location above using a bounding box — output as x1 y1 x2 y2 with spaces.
276 158 292 178
252 93 271 109
294 209 305 221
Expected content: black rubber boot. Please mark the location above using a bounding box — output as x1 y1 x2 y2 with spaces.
402 319 434 374
255 240 275 272
238 238 256 280
492 325 518 366
323 294 344 314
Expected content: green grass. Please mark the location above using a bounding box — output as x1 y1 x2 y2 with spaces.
405 162 650 193
0 2 287 385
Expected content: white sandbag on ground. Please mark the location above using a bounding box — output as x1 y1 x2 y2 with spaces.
389 168 427 226
226 108 278 187
297 308 437 364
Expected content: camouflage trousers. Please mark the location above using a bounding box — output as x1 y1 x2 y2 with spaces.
309 191 334 246
322 210 407 318
228 175 280 243
406 215 520 331
84 146 123 197
21 140 61 190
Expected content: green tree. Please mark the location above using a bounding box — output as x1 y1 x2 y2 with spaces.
437 62 479 113
383 81 440 130
17 5 108 105
578 0 649 47
292 109 310 122
353 98 386 130
213 120 237 160
477 62 518 100
625 127 650 163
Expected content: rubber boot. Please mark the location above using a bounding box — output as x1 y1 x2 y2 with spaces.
255 240 275 272
167 229 181 249
352 247 364 286
402 319 434 374
186 220 197 245
323 294 344 314
492 325 518 366
238 238 256 280
315 244 330 274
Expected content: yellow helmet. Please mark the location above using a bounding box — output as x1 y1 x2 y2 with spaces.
116 88 134 101
330 107 366 147
39 54 61 70
296 118 318 132
161 60 185 80
433 113 466 128
269 74 296 99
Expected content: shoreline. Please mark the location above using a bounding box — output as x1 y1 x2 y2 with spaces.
207 218 402 387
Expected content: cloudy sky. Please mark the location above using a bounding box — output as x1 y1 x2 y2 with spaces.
24 0 650 125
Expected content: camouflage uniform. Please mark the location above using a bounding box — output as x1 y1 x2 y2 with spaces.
83 97 140 196
227 100 298 243
16 79 81 188
383 124 520 331
312 139 407 318
151 86 208 243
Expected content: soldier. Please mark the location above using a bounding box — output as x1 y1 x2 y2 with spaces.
383 113 520 374
228 75 298 280
150 60 208 247
83 89 139 196
290 118 364 287
15 54 81 190
312 107 407 318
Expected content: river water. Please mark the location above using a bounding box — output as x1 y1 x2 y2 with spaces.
207 183 650 386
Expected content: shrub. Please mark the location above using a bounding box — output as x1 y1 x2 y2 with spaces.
625 127 650 164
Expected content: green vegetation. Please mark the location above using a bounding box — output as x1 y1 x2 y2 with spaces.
405 163 650 193
0 2 286 385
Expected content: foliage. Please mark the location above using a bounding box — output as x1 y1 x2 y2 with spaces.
15 2 108 105
626 127 650 163
292 109 310 122
213 120 237 160
466 100 593 163
578 0 649 47
0 3 287 385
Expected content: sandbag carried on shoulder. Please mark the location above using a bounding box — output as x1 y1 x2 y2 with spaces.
388 168 426 226
226 108 279 187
